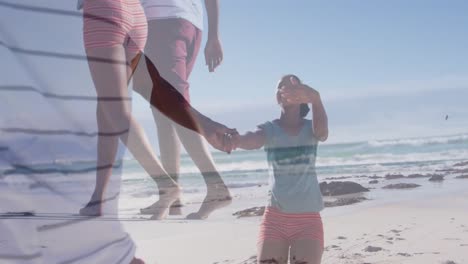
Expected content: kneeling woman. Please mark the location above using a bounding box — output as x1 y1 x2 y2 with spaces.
231 75 328 264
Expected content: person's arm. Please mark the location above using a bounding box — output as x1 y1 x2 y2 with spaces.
309 93 328 142
204 0 223 72
145 55 236 152
279 77 329 142
231 128 266 150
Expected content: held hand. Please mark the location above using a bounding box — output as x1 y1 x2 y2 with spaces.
279 76 320 104
201 119 237 153
228 133 241 150
204 37 223 72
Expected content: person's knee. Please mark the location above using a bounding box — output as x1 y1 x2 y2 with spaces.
97 103 132 131
154 113 175 132
178 127 205 148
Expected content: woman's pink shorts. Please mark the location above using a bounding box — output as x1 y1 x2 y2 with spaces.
83 0 147 57
258 207 324 248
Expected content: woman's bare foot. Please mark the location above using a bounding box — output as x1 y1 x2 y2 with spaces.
169 199 183 215
186 186 232 220
79 198 102 217
140 197 182 215
139 186 181 220
130 257 145 264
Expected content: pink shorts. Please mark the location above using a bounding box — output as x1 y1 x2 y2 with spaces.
133 19 202 102
258 207 324 248
83 0 148 57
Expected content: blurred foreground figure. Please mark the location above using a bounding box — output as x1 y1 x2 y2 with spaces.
0 0 235 263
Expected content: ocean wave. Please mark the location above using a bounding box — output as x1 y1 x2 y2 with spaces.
367 134 468 147
120 149 467 178
316 149 468 167
179 160 268 174
177 181 268 196
226 182 267 188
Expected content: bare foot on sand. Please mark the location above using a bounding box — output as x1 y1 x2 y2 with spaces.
79 194 105 216
79 201 101 216
130 257 145 264
79 193 120 216
139 187 181 220
140 197 183 216
186 186 232 220
169 199 183 215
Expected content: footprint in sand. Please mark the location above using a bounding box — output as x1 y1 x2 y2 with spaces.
364 246 383 252
325 245 341 251
237 256 256 264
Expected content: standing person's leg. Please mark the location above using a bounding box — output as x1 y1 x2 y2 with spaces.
136 18 231 218
80 47 180 220
79 45 129 217
177 24 231 219
151 112 183 215
138 19 192 216
79 1 180 219
178 128 232 219
124 54 183 220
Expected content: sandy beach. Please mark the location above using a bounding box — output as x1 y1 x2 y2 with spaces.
124 162 468 264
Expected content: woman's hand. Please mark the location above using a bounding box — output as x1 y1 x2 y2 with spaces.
278 76 320 105
200 118 237 153
205 37 223 72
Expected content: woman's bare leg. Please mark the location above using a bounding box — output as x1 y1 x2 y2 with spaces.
80 46 180 219
146 110 183 215
130 257 145 264
144 110 232 219
257 240 289 264
175 125 231 219
289 239 323 264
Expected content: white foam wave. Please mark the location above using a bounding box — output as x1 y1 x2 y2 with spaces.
317 149 468 167
368 134 468 147
226 182 267 189
179 160 268 174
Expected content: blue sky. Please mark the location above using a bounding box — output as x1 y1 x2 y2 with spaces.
1 0 467 148
156 0 468 143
